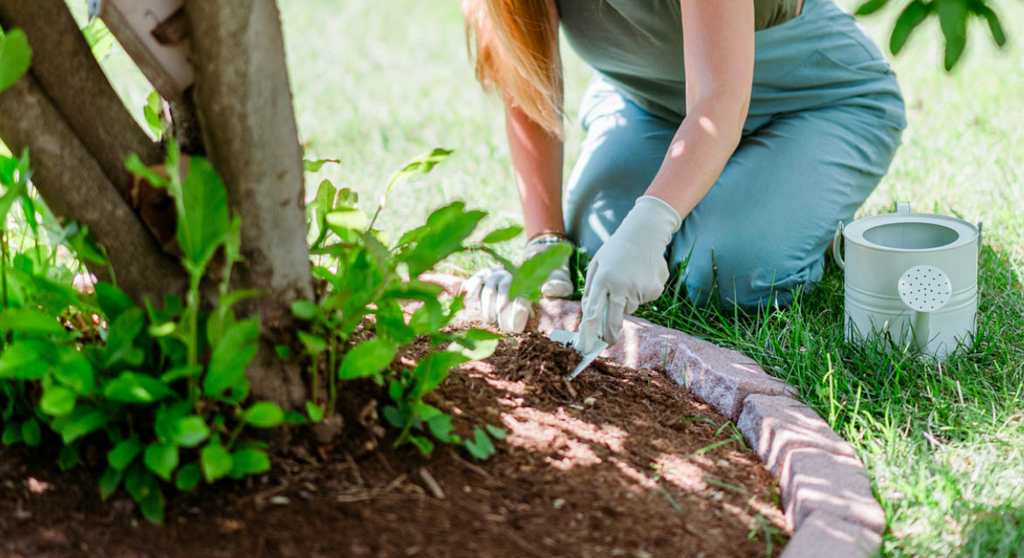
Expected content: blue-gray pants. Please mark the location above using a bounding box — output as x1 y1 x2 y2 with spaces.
564 0 907 310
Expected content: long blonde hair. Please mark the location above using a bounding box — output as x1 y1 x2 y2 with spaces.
462 0 563 138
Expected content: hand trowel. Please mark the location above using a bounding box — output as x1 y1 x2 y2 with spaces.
547 307 609 381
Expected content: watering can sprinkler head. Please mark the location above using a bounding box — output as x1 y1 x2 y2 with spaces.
897 265 952 352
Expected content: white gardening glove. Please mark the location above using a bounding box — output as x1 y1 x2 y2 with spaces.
462 235 574 332
576 196 681 353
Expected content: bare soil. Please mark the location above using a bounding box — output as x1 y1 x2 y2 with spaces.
0 332 787 558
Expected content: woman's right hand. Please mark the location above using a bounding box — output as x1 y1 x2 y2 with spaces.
462 236 574 332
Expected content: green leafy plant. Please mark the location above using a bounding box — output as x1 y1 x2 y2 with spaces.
0 140 570 526
856 0 1007 70
297 148 569 456
0 141 287 524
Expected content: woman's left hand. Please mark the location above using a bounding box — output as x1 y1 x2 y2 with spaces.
576 196 681 353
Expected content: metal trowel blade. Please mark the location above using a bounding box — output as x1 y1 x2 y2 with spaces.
547 329 608 381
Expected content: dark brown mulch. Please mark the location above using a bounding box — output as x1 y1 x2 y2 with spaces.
0 332 787 558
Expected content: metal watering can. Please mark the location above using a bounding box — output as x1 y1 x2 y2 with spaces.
833 202 981 361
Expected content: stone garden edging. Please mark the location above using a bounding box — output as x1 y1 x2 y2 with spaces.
422 273 885 557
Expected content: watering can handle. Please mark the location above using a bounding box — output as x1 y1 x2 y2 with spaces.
832 221 845 270
895 201 911 213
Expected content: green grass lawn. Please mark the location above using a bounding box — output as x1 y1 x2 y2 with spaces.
87 0 1024 555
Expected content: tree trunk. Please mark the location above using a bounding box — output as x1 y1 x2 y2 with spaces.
184 0 312 408
0 76 187 303
0 0 164 195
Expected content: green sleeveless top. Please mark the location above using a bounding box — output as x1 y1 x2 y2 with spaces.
556 0 802 121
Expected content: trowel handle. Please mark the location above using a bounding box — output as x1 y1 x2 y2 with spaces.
832 221 845 270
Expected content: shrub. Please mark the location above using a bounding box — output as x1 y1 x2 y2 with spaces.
0 142 569 523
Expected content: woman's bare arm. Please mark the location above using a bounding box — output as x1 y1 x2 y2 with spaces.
644 0 755 219
505 96 565 236
503 0 564 237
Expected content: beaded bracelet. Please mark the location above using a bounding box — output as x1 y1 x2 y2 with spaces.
527 230 571 243
526 233 574 253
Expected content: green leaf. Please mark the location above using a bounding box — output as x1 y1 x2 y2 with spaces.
485 424 508 440
973 3 1006 46
508 242 572 300
20 418 41 446
0 29 32 93
177 157 231 270
125 463 156 502
0 340 49 380
200 442 233 483
139 490 165 524
2 421 21 444
54 348 96 394
98 466 124 500
306 400 324 423
408 435 434 456
59 444 81 470
464 428 496 460
169 416 210 447
143 89 163 137
855 0 889 15
204 316 260 397
175 464 201 491
383 148 453 203
481 224 523 244
64 224 110 266
108 434 143 470
40 385 76 417
890 0 932 54
284 410 308 425
0 307 64 335
102 308 146 367
451 328 502 361
144 443 179 481
159 364 202 384
325 207 369 233
103 372 175 404
125 154 170 189
231 448 271 476
50 404 110 444
297 331 327 354
95 283 136 323
242 401 285 428
338 338 398 380
427 413 456 443
303 158 340 172
290 300 321 321
397 203 487 276
936 0 968 70
415 351 469 397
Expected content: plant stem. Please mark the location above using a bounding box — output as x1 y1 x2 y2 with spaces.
327 334 337 415
186 271 203 368
311 350 320 405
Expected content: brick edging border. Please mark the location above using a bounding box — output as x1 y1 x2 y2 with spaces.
422 273 885 558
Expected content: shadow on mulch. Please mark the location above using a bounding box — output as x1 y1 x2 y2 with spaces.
0 333 787 558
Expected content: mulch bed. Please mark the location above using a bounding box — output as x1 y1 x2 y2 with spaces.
0 332 787 558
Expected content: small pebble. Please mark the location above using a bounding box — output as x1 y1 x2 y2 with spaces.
552 498 566 509
270 496 291 505
716 459 730 467
583 397 597 407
